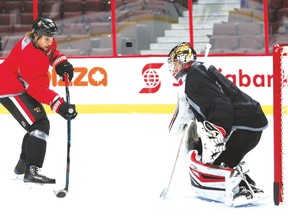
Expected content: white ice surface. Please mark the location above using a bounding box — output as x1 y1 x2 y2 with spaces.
0 113 287 216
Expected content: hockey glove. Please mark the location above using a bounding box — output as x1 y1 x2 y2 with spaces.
55 61 74 82
197 120 226 164
51 97 77 120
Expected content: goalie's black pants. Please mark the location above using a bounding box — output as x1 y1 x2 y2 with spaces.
0 93 50 167
213 129 262 168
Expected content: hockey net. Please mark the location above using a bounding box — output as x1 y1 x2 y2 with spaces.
273 44 288 205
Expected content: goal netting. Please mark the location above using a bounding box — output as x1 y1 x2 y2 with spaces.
273 43 288 205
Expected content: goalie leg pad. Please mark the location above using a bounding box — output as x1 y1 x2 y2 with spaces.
188 151 265 206
187 150 232 203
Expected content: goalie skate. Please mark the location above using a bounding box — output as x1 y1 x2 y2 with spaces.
232 179 266 207
232 192 265 207
226 163 266 207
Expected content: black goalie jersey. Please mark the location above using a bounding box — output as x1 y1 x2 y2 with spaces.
183 62 268 136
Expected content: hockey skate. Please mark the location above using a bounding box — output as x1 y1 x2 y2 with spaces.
225 162 265 207
24 165 56 184
14 158 26 175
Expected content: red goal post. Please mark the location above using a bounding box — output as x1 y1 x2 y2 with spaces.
273 43 288 205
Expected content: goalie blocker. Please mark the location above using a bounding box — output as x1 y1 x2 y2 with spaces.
197 120 226 164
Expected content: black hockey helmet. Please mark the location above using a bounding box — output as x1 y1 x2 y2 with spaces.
32 17 58 38
168 42 196 81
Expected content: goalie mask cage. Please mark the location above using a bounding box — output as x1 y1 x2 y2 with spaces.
273 43 288 205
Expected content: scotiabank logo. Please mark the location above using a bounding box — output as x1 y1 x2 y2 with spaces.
139 63 164 93
175 68 273 88
219 68 273 87
48 67 107 86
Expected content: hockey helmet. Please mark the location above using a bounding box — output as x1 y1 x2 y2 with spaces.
32 17 58 38
168 42 196 81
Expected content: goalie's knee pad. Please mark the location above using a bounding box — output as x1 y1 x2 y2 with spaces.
187 150 232 203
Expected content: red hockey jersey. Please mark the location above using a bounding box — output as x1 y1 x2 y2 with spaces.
0 35 67 105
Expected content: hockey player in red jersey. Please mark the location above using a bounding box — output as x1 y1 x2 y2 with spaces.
167 42 268 206
0 17 77 184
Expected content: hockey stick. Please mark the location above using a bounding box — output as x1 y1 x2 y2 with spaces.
55 73 72 198
204 43 211 59
160 124 188 199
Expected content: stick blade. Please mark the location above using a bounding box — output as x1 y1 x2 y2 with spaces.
159 188 168 199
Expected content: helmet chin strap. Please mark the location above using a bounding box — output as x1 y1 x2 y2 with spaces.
32 36 39 47
31 31 40 44
32 35 46 52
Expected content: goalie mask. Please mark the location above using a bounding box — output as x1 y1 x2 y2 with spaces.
168 42 196 82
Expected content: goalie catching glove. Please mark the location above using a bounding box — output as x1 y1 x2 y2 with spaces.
51 96 77 120
197 120 226 164
168 92 194 135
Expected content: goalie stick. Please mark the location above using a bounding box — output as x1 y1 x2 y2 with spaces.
54 73 72 198
204 43 211 59
160 123 189 199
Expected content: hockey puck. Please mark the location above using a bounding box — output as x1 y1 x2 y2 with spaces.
55 190 67 198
